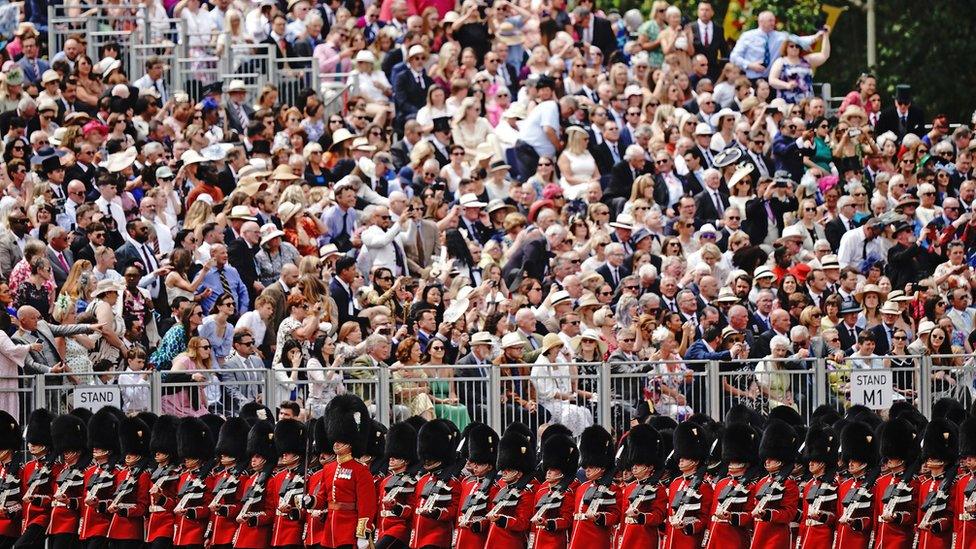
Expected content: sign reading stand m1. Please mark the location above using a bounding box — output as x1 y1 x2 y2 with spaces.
72 385 121 412
849 370 893 410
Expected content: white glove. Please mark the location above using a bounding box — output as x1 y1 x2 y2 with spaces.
357 537 371 549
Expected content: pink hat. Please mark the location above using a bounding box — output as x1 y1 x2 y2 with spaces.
542 183 564 200
82 120 108 136
817 174 839 194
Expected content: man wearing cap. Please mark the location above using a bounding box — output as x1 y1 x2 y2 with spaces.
456 332 494 420
875 84 926 140
392 44 431 133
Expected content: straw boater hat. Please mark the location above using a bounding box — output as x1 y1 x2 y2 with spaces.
259 224 285 246
571 329 607 356
540 333 564 355
277 202 302 224
93 279 124 297
227 205 257 221
854 283 887 303
104 147 138 173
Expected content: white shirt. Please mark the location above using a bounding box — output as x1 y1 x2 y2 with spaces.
95 196 126 234
837 227 883 269
235 310 268 347
519 100 560 157
361 222 405 275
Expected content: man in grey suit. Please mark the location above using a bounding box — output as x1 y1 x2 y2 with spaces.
256 264 300 353
220 328 265 414
45 226 74 289
401 205 438 276
0 211 29 277
15 305 102 377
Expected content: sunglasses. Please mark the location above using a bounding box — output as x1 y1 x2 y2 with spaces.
198 344 211 350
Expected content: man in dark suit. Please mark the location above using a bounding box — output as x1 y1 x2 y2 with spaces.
227 221 262 308
45 227 74 289
330 256 361 328
605 145 650 214
390 120 421 171
743 175 798 246
825 196 858 251
693 168 729 227
689 1 725 81
868 302 904 358
742 130 774 180
456 332 494 420
257 264 299 352
749 309 792 359
836 301 862 352
772 118 813 182
115 220 157 274
596 242 630 286
393 44 432 133
502 230 557 287
875 84 926 140
593 121 625 175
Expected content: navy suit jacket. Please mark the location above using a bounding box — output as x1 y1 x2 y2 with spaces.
683 340 731 363
329 278 359 327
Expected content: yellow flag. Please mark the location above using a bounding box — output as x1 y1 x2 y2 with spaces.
723 0 749 40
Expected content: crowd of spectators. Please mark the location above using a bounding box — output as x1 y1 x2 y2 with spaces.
0 0 975 435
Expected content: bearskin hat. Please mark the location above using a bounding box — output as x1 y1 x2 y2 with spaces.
759 419 799 463
119 416 150 456
0 411 20 451
418 419 457 464
150 415 180 457
215 417 250 462
274 419 307 457
497 430 536 474
625 424 662 468
840 421 879 466
801 424 837 464
51 414 87 454
364 420 387 458
25 409 53 447
722 422 759 464
933 398 968 426
311 417 332 455
88 407 121 453
385 421 419 464
579 425 614 469
324 394 371 457
465 423 499 465
961 417 976 458
240 401 275 425
879 417 920 463
177 417 215 461
673 421 710 462
541 434 579 478
922 418 959 464
246 421 276 461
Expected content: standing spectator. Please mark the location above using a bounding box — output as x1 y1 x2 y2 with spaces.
729 11 823 81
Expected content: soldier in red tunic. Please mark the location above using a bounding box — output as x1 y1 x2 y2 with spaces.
206 418 249 549
304 417 334 549
485 428 538 549
796 424 838 549
874 418 920 549
107 417 152 549
0 411 22 549
917 418 959 549
234 421 277 549
376 421 420 549
80 407 122 549
411 419 461 549
16 409 55 549
956 417 976 549
47 414 87 549
269 419 307 549
834 421 879 549
568 425 620 549
705 422 759 549
529 432 578 549
749 419 800 549
663 421 713 549
320 394 378 549
173 417 217 549
456 423 500 549
618 425 667 549
146 416 182 549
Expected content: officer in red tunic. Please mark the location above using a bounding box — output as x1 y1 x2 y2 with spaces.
362 420 388 489
47 415 86 549
80 407 122 549
796 424 838 549
834 421 879 549
146 416 182 549
529 433 578 549
874 418 920 549
705 422 759 549
16 409 55 549
320 394 378 549
233 421 277 549
749 420 800 549
568 425 620 549
304 418 335 549
485 428 538 549
0 411 22 549
956 417 976 549
456 423 500 549
269 419 307 549
618 425 667 549
917 418 959 549
376 421 419 549
663 421 714 549
107 417 152 549
205 418 249 549
173 417 217 549
411 419 461 549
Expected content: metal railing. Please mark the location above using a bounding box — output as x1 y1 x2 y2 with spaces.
3 354 974 432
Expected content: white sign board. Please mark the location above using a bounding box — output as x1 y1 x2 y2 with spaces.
849 370 893 410
73 386 121 412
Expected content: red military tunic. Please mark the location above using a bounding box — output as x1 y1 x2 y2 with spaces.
833 474 873 549
319 456 377 548
704 475 755 549
270 466 305 547
619 477 668 548
410 469 459 549
528 479 576 549
107 466 151 541
0 458 22 538
146 465 180 543
455 474 499 549
568 477 622 549
485 477 537 549
796 475 836 549
663 474 713 549
376 471 417 545
874 472 918 549
749 473 799 549
207 466 246 547
303 467 328 547
19 456 54 530
172 466 216 546
955 473 976 549
917 473 955 549
48 462 82 536
233 469 275 549
79 462 117 540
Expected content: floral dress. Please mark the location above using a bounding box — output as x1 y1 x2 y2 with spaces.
15 281 52 320
778 58 814 104
149 324 188 371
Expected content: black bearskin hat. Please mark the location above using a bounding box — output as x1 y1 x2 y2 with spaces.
497 430 535 474
961 417 976 458
274 419 307 457
201 414 225 445
465 423 499 465
879 417 920 463
801 424 837 464
385 421 419 464
841 421 879 466
579 425 614 469
721 422 759 464
364 420 387 458
312 417 332 455
673 421 709 462
247 421 276 461
150 415 180 457
759 419 799 463
69 407 93 426
240 401 275 425
541 434 579 478
51 414 87 454
923 418 959 464
418 419 457 464
0 411 20 451
810 404 842 428
625 424 662 468
933 398 968 426
25 409 53 447
119 417 150 456
215 417 250 462
88 407 121 453
136 412 158 431
177 417 215 461
324 394 371 457
726 403 764 430
505 422 535 457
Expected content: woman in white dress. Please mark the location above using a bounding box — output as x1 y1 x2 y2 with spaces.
439 144 471 194
531 334 593 437
415 85 451 135
557 127 600 200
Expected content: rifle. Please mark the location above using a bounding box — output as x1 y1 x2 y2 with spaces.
236 468 271 522
87 464 117 507
838 469 879 526
276 471 305 516
110 463 150 510
711 480 750 522
0 457 22 513
174 476 207 515
458 472 496 527
574 471 616 521
919 467 957 531
23 457 54 501
802 478 837 527
52 467 85 507
962 476 976 521
148 464 181 512
203 467 242 544
879 466 915 521
752 470 789 518
668 467 706 528
417 469 454 516
486 474 532 521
